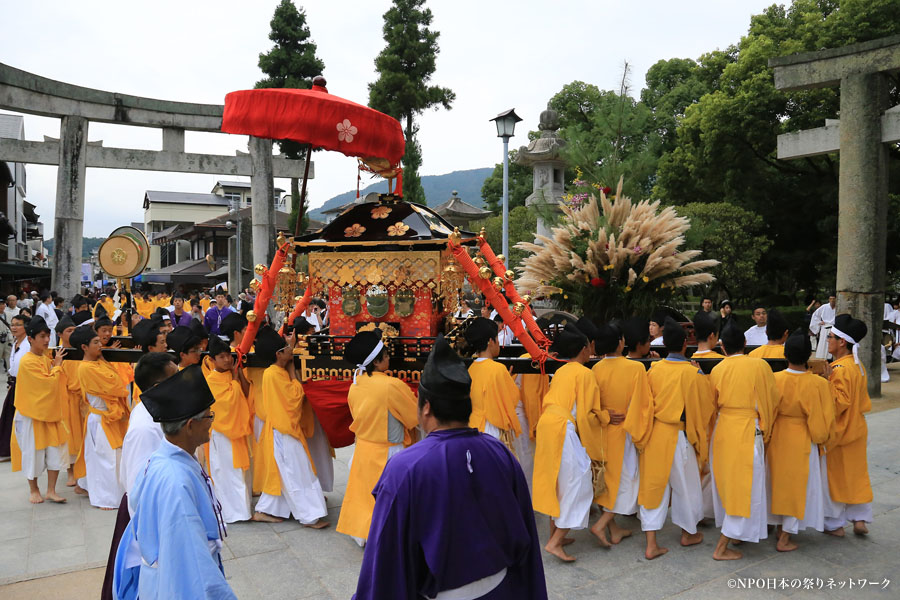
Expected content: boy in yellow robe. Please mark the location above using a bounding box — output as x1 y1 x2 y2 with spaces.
252 326 329 528
75 325 131 510
626 319 708 559
166 325 203 369
688 312 721 521
532 325 606 562
690 312 722 359
336 330 419 545
708 320 780 560
464 317 521 448
590 323 642 547
822 314 873 536
55 317 87 490
11 316 68 504
205 336 253 523
748 309 788 359
768 330 834 551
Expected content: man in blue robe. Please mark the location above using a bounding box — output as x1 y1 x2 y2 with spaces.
353 335 547 599
112 364 236 600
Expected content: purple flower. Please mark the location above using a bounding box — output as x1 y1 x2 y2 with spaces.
633 246 642 255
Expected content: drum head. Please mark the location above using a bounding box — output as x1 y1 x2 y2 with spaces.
98 235 142 278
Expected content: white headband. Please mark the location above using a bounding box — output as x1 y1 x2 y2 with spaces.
353 339 385 384
830 326 863 374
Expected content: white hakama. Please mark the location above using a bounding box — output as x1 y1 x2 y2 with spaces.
306 414 334 493
711 433 768 543
512 401 535 494
255 430 327 524
701 471 715 520
639 431 703 533
84 395 124 509
554 421 593 530
768 442 825 534
610 433 639 515
820 454 873 530
13 413 67 480
208 430 252 523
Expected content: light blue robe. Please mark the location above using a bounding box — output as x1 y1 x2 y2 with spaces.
113 439 235 600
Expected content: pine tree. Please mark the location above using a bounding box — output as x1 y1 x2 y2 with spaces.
368 0 455 205
256 0 325 230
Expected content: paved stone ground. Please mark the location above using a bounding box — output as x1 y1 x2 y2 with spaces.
1 367 900 599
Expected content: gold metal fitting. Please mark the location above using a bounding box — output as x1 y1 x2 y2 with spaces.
492 276 504 291
254 264 267 275
495 254 506 263
478 266 493 280
522 294 532 304
246 310 257 323
513 302 525 316
504 269 515 280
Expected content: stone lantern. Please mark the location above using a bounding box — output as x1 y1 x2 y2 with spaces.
516 104 567 239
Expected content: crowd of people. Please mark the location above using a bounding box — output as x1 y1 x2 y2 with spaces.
0 285 879 599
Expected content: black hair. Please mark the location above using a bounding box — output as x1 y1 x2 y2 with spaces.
294 319 314 335
417 387 472 424
784 339 811 365
365 345 389 376
11 314 29 326
190 298 199 307
226 294 233 304
141 327 165 353
663 322 687 353
134 352 177 391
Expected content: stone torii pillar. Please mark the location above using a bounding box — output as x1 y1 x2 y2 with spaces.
770 35 900 397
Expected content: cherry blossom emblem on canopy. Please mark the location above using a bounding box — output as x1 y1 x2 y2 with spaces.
337 119 358 143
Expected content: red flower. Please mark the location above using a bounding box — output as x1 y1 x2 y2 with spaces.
590 277 606 288
602 186 612 194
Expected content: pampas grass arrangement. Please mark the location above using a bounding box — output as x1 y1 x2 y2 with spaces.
515 177 718 322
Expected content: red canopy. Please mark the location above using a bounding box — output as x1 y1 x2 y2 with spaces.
221 85 405 166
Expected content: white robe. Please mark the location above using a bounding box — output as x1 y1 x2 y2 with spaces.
13 413 67 479
9 337 30 377
255 430 328 524
554 418 593 530
610 433 639 516
306 414 334 493
711 429 768 543
35 303 58 347
120 401 164 516
820 454 873 530
208 430 252 523
84 392 125 509
639 431 703 533
810 304 836 359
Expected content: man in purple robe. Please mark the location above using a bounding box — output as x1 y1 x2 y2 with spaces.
353 335 547 600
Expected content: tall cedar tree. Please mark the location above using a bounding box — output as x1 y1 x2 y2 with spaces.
256 0 325 232
368 0 455 205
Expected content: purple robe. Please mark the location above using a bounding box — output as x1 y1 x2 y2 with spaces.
353 428 547 600
203 306 233 336
169 310 193 328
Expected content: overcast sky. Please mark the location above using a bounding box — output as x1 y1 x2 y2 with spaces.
2 0 777 237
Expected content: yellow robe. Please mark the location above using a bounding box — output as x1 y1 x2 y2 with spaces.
10 352 68 473
135 298 153 319
245 366 267 494
825 355 872 504
205 369 253 470
77 360 131 450
532 362 606 517
60 354 87 478
467 358 522 438
200 297 211 313
708 355 780 517
748 344 785 359
768 370 834 519
259 365 315 497
517 352 549 439
336 372 419 539
625 359 709 509
592 356 652 509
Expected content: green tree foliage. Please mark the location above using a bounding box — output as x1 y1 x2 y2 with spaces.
368 0 455 205
677 202 772 301
256 0 325 228
470 206 537 271
480 150 534 213
654 0 900 296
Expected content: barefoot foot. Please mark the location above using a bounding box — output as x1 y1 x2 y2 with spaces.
98 506 115 511
45 492 67 504
853 521 868 536
824 527 845 537
73 485 88 496
545 543 576 562
645 545 669 560
304 519 331 529
776 539 798 552
713 546 742 560
610 525 633 544
66 477 76 487
590 522 612 548
681 532 703 546
251 512 284 523
29 490 44 504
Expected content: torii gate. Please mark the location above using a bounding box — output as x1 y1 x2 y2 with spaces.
0 62 312 302
770 35 900 397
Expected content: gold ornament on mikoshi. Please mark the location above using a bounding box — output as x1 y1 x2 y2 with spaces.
522 294 532 305
492 276 504 291
478 266 493 280
249 279 260 291
513 302 525 316
254 264 267 275
495 254 506 264
504 270 515 281
275 265 297 313
473 256 485 266
246 310 257 323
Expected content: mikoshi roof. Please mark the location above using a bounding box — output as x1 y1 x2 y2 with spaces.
296 196 477 245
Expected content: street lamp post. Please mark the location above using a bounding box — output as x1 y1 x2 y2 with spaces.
490 109 523 267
